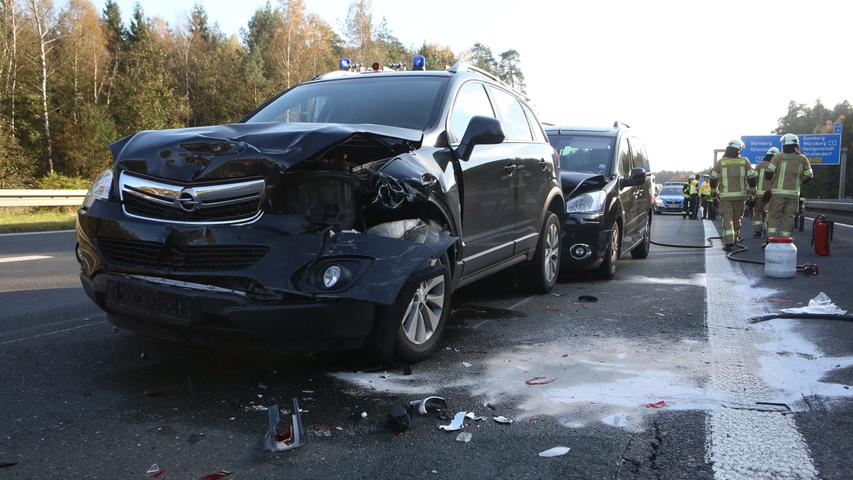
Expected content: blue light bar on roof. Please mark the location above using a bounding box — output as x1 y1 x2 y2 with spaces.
412 55 426 71
338 57 351 70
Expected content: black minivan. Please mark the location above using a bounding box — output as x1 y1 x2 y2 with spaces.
546 123 653 278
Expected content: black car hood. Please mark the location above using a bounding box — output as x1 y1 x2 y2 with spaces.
560 171 609 197
109 122 423 182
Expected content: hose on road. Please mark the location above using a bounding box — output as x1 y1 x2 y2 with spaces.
750 313 853 324
650 236 818 274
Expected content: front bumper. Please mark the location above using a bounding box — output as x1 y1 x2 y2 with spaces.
76 199 453 351
560 214 613 271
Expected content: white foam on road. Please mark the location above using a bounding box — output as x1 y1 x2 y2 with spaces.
0 254 53 264
703 220 818 479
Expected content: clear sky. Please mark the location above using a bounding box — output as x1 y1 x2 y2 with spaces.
111 0 850 172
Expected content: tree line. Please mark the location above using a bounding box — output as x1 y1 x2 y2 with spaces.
0 0 527 188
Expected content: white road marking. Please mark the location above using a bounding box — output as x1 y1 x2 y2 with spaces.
471 319 491 329
0 229 74 237
509 295 535 310
804 216 853 229
0 320 107 346
0 255 53 264
703 220 817 479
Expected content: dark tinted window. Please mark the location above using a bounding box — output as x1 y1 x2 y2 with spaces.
619 137 631 176
548 135 615 175
448 82 495 143
246 76 448 130
629 137 650 170
489 87 532 142
521 103 547 143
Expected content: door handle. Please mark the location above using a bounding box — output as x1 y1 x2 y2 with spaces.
538 158 549 171
503 164 517 177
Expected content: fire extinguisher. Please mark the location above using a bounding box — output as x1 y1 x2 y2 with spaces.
811 215 834 256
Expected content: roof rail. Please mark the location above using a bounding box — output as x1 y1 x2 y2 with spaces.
613 120 631 129
447 62 528 100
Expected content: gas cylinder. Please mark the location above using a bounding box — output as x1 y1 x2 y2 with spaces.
811 215 833 256
765 236 797 278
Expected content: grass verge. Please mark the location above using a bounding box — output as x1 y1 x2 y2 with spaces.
0 207 77 234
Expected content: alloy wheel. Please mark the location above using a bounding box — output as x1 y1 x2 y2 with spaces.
543 221 560 283
401 275 446 345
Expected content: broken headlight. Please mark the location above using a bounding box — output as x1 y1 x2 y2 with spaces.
83 169 114 208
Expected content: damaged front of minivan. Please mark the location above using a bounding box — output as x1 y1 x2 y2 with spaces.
76 118 458 355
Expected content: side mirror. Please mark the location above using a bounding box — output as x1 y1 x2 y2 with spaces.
456 116 504 161
620 167 646 187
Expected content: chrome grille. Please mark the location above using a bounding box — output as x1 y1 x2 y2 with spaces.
119 171 264 224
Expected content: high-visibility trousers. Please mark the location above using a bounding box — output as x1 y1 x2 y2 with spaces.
752 196 767 234
766 196 799 237
719 198 745 244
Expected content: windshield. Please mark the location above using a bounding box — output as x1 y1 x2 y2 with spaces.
660 186 682 196
245 76 448 130
548 135 615 175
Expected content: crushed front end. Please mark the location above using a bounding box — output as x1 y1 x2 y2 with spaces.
76 123 455 351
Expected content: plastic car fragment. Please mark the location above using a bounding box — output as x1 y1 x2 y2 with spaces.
438 411 466 431
493 416 514 424
526 377 556 385
538 446 571 457
456 432 472 443
409 396 448 415
264 398 305 452
781 292 847 315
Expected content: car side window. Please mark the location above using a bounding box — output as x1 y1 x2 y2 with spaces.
629 137 649 170
448 82 495 144
618 137 631 177
488 87 532 142
520 103 547 143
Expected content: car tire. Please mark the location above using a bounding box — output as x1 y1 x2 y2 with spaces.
630 214 652 259
370 255 452 363
594 222 620 280
520 212 561 293
654 208 660 215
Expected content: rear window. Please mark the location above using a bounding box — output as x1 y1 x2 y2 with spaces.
548 135 615 175
245 76 448 130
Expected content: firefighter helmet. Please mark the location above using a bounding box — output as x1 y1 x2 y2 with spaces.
766 146 780 155
727 139 745 150
781 133 799 146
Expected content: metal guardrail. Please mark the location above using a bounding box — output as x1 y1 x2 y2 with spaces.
804 199 853 212
0 189 88 207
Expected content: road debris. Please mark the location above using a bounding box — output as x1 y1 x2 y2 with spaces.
551 292 562 297
578 295 598 303
465 412 486 421
146 464 163 477
388 405 410 433
245 404 268 412
0 462 18 468
455 432 472 443
462 362 473 368
438 411 466 431
197 470 231 480
538 446 571 457
645 400 666 408
410 396 448 415
526 376 556 386
781 292 847 315
544 306 560 312
493 416 514 424
264 399 305 453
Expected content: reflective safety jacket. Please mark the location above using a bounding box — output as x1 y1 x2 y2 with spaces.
754 159 772 192
701 181 712 197
710 156 756 200
766 152 813 198
689 179 699 194
682 182 690 198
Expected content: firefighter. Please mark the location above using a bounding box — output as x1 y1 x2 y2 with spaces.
689 175 700 219
764 134 813 238
682 177 692 219
751 147 779 237
710 139 757 251
700 174 713 219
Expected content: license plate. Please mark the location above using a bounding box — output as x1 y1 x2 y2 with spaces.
106 281 194 325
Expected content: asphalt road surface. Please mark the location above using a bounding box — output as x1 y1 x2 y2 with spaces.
1 211 852 479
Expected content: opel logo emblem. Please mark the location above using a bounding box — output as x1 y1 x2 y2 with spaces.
176 188 200 212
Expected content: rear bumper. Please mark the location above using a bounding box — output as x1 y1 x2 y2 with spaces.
82 272 375 351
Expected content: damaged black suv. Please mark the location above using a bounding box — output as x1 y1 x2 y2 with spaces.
76 63 564 361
